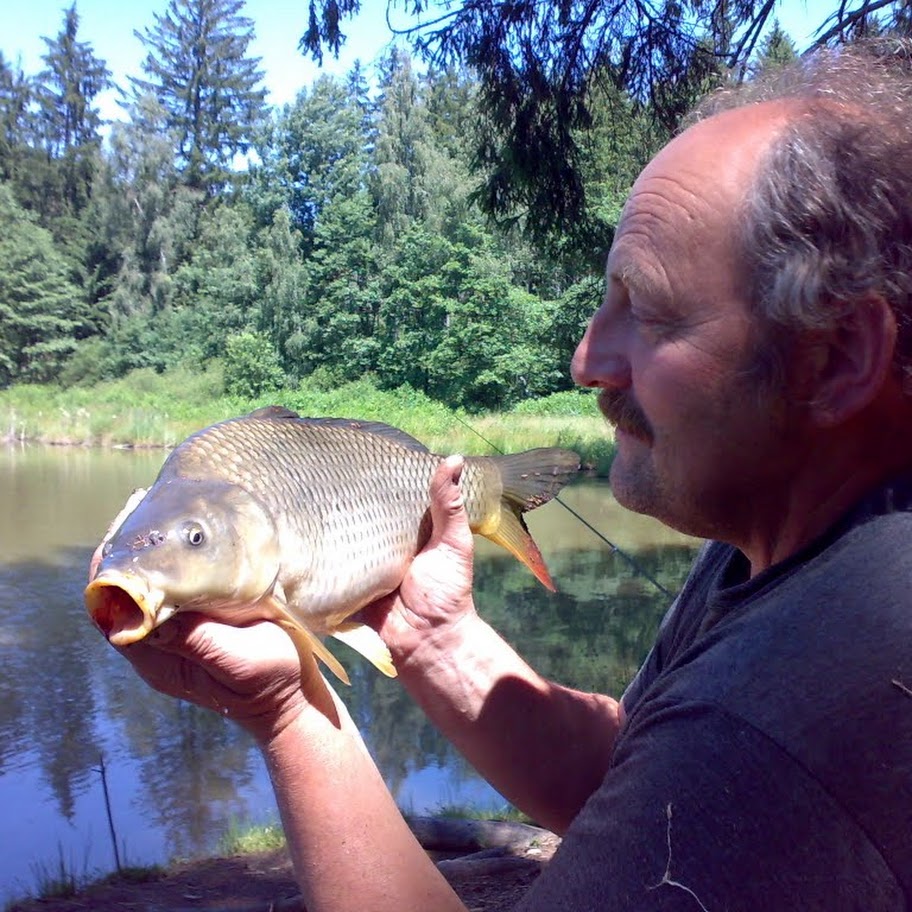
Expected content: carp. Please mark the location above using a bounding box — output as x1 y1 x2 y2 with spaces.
85 407 579 715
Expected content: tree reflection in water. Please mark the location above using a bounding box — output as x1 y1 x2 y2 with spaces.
0 448 700 902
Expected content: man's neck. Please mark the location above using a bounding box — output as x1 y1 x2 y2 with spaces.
741 414 912 576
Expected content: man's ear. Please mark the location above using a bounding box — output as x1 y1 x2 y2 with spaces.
804 294 897 427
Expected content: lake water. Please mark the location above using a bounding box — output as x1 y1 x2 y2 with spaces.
0 443 700 904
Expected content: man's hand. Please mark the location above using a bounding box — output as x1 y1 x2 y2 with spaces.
119 614 317 744
364 455 478 669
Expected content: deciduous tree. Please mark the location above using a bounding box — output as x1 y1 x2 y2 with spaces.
0 185 86 386
250 72 369 247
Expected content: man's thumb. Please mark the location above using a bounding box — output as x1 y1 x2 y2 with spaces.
427 454 472 549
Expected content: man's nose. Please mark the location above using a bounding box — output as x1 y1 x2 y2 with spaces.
570 305 631 389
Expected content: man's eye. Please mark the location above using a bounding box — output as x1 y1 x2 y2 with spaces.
632 310 677 341
631 310 662 328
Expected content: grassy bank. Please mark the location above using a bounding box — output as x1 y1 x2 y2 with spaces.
7 808 540 910
7 818 282 909
0 368 615 474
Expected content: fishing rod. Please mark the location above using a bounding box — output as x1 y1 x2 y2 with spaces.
451 412 674 599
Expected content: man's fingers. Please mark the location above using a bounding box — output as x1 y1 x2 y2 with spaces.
130 616 296 683
122 616 300 703
427 454 473 553
430 454 464 514
143 612 212 654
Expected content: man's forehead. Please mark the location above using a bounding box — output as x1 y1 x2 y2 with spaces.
637 100 794 193
605 101 795 271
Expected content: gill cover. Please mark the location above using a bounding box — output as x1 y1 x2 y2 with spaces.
85 479 281 644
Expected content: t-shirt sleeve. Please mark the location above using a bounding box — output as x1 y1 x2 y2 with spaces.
513 700 902 911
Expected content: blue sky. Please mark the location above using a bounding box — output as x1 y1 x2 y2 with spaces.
0 0 404 120
0 0 838 123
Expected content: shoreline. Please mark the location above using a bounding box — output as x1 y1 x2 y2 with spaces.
1 419 614 476
0 375 614 473
6 816 560 911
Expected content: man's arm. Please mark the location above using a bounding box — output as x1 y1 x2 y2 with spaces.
261 682 467 912
121 617 467 912
368 456 625 835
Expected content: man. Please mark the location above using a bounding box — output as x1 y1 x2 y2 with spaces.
119 41 912 910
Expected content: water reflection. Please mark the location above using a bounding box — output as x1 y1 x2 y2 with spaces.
0 446 700 903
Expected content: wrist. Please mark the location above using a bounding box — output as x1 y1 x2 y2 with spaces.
391 608 485 677
242 694 308 747
258 689 363 776
393 614 518 727
243 677 342 747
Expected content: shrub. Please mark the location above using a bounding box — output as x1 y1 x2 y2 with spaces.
223 332 286 398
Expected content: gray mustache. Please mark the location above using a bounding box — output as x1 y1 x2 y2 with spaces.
598 389 653 441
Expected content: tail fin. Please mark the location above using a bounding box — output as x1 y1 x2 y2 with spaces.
484 448 579 590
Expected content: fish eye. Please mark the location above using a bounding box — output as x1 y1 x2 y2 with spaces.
182 522 206 547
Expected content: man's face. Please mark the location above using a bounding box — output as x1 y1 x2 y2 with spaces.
571 103 806 543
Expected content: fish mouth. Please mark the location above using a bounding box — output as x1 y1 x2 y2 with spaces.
85 574 160 646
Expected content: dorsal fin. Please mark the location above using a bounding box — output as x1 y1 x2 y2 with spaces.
245 405 300 420
245 409 430 453
307 418 430 452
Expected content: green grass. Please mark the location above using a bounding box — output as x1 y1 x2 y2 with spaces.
2 804 547 911
102 864 165 884
3 845 164 911
432 803 536 825
217 819 287 855
0 370 615 474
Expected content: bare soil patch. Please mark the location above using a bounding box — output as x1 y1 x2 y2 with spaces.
7 827 560 912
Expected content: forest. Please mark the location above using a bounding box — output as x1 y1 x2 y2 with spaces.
0 0 841 414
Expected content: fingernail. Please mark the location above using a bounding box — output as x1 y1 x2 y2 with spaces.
445 454 464 482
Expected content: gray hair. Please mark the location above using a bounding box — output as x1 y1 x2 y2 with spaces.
692 40 912 392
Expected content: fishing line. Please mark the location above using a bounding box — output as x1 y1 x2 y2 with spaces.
451 412 674 599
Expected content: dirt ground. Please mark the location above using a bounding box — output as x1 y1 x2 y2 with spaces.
6 835 561 912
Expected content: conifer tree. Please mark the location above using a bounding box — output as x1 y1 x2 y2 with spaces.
37 4 111 157
0 185 85 386
749 20 800 78
33 3 111 216
0 53 34 184
132 0 268 192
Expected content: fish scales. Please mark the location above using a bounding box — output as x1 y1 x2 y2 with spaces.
175 419 443 621
85 408 579 716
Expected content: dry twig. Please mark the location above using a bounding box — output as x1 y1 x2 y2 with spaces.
650 803 712 912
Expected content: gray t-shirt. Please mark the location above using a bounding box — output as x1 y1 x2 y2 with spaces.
518 476 912 910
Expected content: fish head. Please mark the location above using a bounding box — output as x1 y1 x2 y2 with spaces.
85 479 280 646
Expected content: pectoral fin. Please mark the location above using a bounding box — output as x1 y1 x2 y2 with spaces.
261 594 352 687
332 621 397 678
275 615 351 686
273 620 341 727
